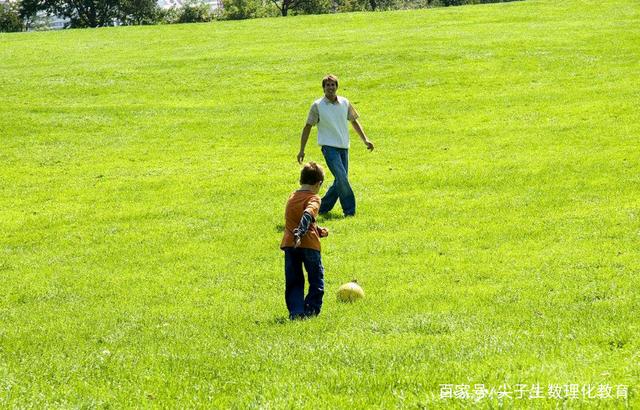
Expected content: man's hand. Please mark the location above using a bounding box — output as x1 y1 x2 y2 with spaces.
364 140 374 151
293 235 302 248
297 151 305 164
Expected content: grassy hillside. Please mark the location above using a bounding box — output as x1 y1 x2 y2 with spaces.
1 0 639 407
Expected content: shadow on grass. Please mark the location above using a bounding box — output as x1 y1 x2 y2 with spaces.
317 212 346 222
254 317 288 326
271 317 290 325
256 316 321 325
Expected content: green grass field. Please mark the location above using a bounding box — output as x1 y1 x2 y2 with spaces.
1 0 640 407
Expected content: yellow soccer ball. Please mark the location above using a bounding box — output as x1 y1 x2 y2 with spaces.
337 281 364 302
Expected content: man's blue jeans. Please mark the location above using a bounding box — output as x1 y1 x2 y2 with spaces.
319 145 356 216
284 247 324 319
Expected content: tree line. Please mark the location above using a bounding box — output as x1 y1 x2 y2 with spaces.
1 0 520 31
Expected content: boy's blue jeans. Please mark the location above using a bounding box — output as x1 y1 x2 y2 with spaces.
319 145 356 216
284 247 324 319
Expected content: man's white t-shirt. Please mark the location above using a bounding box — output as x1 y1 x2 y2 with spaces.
306 96 359 149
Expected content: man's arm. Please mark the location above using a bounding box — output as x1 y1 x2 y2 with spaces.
351 119 374 151
298 124 312 164
298 102 319 163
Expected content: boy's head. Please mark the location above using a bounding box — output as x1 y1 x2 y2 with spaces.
300 161 325 189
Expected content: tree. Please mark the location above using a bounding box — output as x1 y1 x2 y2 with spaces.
332 0 367 12
48 0 120 27
222 0 257 19
19 0 55 30
119 0 159 24
296 0 332 14
20 0 120 27
177 0 213 23
1 1 24 32
269 0 300 16
19 0 164 28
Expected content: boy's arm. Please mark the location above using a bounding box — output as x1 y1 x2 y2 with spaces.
293 215 329 247
316 226 329 238
293 211 314 248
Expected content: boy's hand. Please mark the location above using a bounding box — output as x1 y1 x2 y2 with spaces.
297 151 305 164
317 226 329 238
294 235 302 248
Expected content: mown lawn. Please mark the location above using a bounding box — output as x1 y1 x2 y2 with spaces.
1 0 639 407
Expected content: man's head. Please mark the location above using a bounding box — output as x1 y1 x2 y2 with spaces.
322 74 339 100
300 161 325 193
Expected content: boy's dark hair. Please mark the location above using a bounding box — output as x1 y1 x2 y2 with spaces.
322 74 339 88
300 161 325 185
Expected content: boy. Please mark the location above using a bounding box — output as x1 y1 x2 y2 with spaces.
280 162 329 320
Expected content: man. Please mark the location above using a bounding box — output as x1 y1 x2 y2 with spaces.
297 74 374 217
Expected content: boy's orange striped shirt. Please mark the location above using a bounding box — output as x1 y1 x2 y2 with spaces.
280 190 322 251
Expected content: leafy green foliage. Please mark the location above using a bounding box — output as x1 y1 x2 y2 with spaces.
17 0 162 27
294 0 333 15
176 0 214 22
119 0 160 25
51 0 120 27
220 0 278 19
0 1 23 31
